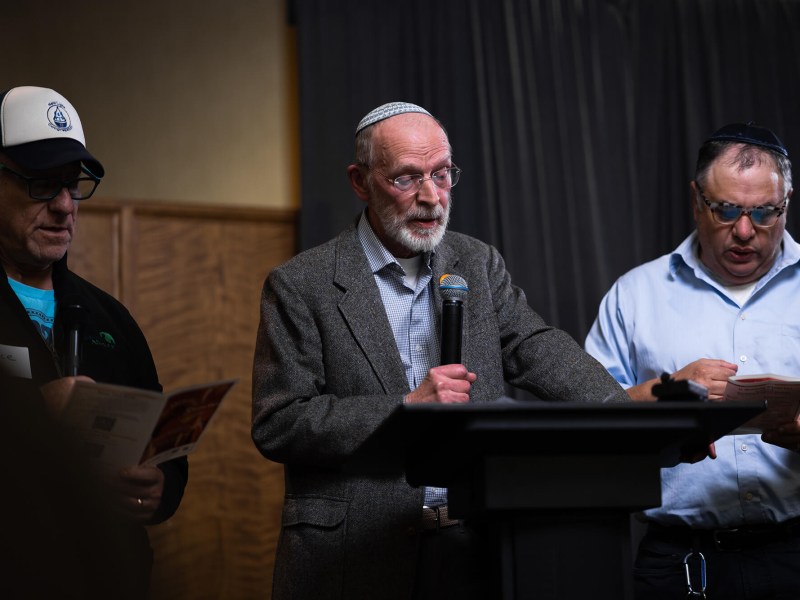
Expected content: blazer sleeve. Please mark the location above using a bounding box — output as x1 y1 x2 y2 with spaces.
476 242 628 404
251 263 403 468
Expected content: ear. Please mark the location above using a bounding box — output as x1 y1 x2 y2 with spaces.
347 164 370 202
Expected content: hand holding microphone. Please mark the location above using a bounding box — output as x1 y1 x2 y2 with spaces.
404 274 476 404
404 364 476 404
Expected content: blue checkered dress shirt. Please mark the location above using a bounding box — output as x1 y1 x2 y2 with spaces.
357 212 447 506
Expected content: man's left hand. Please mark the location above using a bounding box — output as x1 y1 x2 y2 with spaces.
762 420 800 452
680 441 717 463
108 464 165 524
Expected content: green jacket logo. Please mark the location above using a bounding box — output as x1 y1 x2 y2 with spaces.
90 331 116 349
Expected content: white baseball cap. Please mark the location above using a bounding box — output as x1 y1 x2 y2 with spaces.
0 86 104 176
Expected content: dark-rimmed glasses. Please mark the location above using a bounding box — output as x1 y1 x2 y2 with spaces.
695 181 788 228
0 163 101 201
375 166 461 195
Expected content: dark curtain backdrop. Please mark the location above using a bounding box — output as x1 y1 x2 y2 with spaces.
290 0 800 346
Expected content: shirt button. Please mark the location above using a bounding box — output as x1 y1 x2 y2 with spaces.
745 492 754 502
741 444 748 452
739 355 748 362
740 314 747 320
415 344 423 352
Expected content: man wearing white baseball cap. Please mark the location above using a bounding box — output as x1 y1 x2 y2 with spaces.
0 86 187 598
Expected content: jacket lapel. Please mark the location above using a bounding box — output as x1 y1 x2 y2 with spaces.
333 227 410 394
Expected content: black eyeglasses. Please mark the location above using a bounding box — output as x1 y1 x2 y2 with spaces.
374 166 461 195
0 163 101 201
695 182 788 228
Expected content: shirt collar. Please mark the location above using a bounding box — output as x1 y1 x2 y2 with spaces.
669 229 800 286
356 209 433 274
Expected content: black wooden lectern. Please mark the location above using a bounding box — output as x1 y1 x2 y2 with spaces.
348 401 764 600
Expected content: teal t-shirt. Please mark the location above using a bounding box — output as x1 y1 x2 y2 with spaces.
8 278 56 350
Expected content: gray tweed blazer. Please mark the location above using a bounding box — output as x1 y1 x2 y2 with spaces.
252 221 627 599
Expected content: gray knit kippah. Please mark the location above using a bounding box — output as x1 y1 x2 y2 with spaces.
355 102 433 135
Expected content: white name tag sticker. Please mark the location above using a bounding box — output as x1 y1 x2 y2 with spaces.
0 344 33 379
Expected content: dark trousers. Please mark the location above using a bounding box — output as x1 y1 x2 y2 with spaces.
635 524 800 600
412 521 498 600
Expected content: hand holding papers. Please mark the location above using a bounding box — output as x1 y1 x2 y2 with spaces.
724 374 800 433
61 378 237 468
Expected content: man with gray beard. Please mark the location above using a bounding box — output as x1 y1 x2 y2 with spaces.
252 102 627 600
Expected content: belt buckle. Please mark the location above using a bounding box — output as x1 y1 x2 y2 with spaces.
422 504 459 531
423 505 443 532
712 527 741 552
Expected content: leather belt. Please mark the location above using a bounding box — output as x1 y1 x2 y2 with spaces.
648 517 800 552
421 505 461 531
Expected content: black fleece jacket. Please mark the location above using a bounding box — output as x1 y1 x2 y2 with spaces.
0 254 188 595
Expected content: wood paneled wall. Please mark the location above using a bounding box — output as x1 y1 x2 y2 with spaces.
70 199 296 599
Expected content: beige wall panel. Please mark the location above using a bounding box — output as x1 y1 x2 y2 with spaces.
69 207 121 297
1 0 298 210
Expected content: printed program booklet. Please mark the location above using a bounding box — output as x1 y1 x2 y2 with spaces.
61 378 237 467
724 374 800 433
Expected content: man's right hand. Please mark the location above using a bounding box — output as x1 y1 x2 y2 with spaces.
670 359 738 400
40 375 95 417
628 358 738 401
404 364 477 404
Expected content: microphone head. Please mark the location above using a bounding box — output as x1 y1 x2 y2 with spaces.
439 273 468 302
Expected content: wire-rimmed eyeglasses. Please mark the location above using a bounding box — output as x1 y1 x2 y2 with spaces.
0 163 101 201
374 166 461 195
695 181 788 228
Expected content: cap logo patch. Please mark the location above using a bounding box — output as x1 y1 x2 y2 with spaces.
47 101 73 133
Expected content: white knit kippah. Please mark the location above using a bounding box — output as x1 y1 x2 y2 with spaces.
355 102 433 135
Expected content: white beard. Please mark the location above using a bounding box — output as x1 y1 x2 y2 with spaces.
374 197 452 254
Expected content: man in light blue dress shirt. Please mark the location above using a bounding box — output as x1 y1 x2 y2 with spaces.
586 122 800 599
